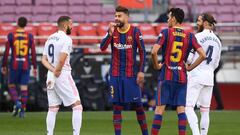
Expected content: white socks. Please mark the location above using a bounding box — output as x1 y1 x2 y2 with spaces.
186 106 200 135
72 105 83 135
46 108 59 135
200 107 210 135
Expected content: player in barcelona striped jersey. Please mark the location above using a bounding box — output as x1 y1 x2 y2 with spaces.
100 6 148 135
1 17 37 118
150 8 206 135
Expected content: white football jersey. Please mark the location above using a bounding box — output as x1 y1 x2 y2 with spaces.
188 29 222 86
43 30 72 71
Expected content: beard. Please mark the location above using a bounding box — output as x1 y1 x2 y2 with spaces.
115 20 124 28
197 24 204 33
66 26 72 35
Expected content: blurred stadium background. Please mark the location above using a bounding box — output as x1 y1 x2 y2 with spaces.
0 0 240 129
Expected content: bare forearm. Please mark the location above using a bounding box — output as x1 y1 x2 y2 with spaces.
55 61 64 72
187 48 206 71
41 59 55 72
151 53 159 70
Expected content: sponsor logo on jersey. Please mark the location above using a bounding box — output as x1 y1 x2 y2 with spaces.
114 43 132 49
127 36 132 41
167 66 182 70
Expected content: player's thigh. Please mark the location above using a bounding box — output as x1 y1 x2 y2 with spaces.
175 82 187 106
8 69 20 84
109 76 120 101
186 81 203 107
55 72 80 106
123 77 141 102
199 86 213 108
47 88 62 107
20 69 30 85
156 81 170 106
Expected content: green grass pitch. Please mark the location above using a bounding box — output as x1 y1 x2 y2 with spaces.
0 111 240 135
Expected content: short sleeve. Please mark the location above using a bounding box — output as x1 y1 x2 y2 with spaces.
42 42 48 56
156 29 167 47
61 37 72 55
191 33 201 50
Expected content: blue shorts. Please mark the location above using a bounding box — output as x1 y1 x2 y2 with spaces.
9 68 30 85
109 76 141 103
156 80 187 106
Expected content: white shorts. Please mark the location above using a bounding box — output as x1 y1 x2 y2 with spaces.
47 71 80 107
186 81 213 108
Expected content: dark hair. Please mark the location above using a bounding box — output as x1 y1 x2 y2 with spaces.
115 5 129 16
17 17 28 28
169 8 185 24
57 16 71 27
201 13 217 26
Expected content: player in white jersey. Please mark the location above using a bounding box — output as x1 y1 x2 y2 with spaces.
186 13 221 135
41 16 82 135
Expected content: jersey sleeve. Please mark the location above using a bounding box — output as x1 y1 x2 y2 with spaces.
61 37 72 55
2 33 13 67
29 34 37 69
100 32 113 51
156 29 167 47
42 40 48 56
191 33 201 50
135 28 146 73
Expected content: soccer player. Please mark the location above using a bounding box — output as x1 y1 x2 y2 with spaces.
185 13 221 135
150 8 206 135
1 17 37 118
41 16 82 135
100 6 148 135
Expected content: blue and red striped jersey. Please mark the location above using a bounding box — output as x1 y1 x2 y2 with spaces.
2 28 37 70
100 25 146 77
157 27 201 83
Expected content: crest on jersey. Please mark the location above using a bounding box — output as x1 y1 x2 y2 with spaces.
128 36 132 41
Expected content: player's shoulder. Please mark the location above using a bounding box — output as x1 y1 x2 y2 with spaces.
157 28 168 37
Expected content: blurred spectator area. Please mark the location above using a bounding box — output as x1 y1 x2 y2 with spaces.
0 22 239 48
0 0 239 23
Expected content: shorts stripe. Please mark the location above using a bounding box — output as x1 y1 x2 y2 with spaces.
68 75 78 96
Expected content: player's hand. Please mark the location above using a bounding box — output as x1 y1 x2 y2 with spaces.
185 64 192 71
53 70 61 78
156 63 163 70
108 22 116 36
33 69 37 78
1 67 7 75
137 72 145 85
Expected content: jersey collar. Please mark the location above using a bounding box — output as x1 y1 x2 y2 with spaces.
117 24 131 34
57 30 66 35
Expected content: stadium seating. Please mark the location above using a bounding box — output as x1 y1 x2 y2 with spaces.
138 23 157 44
0 23 16 45
77 23 98 44
1 0 16 5
68 0 84 5
16 0 32 5
96 23 109 37
31 14 49 22
35 0 51 6
37 23 57 45
51 0 68 5
70 26 79 45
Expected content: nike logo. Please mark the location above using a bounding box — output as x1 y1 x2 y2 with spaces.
133 97 139 100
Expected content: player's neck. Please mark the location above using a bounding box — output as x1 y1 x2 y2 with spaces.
58 28 66 33
17 26 24 31
173 23 182 28
118 23 130 33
